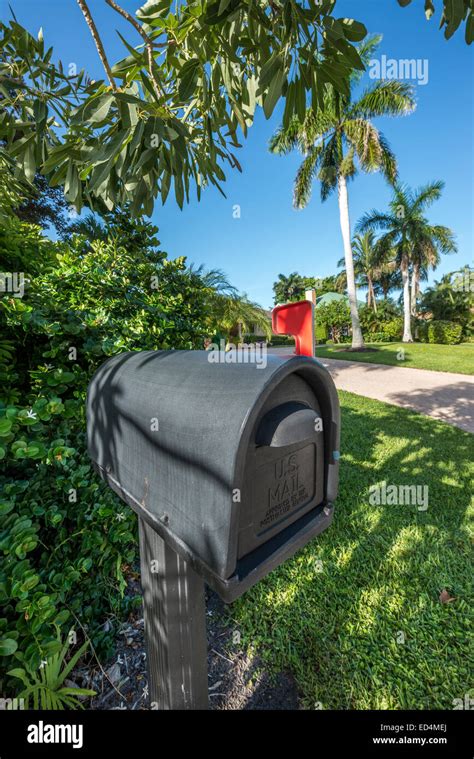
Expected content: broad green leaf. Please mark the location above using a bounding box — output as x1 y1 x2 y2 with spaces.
0 638 18 656
340 18 368 42
0 418 12 436
263 68 286 119
83 94 114 125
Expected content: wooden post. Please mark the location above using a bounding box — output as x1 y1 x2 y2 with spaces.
305 289 316 355
138 518 209 710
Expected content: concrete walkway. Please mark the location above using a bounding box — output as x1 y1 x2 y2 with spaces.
269 349 474 433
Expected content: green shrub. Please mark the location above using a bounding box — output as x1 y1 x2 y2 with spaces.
416 322 429 343
359 302 401 334
367 331 391 343
381 318 403 340
0 217 212 691
269 334 295 346
427 320 463 345
317 301 351 343
315 323 327 344
364 318 403 343
242 333 267 344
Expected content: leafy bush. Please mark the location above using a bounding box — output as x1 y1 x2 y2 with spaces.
0 217 213 692
359 302 403 342
367 332 391 343
421 270 472 336
416 321 429 343
427 320 463 345
268 335 295 346
359 301 401 333
381 318 403 339
317 301 351 343
366 318 403 343
242 333 268 344
315 323 327 343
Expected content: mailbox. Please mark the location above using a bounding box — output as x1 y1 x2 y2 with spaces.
87 349 340 602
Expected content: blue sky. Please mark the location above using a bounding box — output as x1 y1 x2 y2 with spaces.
8 0 474 308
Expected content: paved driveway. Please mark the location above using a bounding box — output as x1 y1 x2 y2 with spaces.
269 349 474 433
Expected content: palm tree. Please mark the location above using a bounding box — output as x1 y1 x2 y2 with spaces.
66 213 107 242
374 262 401 301
269 36 415 349
273 272 307 304
338 231 386 312
190 265 271 340
357 181 457 342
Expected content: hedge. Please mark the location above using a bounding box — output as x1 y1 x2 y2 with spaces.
427 320 463 345
0 218 212 691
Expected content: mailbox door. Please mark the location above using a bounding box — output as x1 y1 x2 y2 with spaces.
237 373 324 559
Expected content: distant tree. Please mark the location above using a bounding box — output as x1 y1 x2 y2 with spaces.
273 272 307 304
65 214 108 245
64 206 162 255
358 181 456 342
314 275 346 297
373 262 401 301
189 264 271 340
317 300 352 343
338 232 384 312
14 175 71 234
421 268 473 335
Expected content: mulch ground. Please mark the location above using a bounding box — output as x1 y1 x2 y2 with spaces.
76 578 299 711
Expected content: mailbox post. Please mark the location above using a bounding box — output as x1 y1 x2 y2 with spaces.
139 520 208 709
87 315 340 710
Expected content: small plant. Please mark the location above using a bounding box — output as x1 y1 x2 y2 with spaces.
7 632 96 709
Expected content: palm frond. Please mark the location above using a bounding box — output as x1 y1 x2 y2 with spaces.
344 118 382 173
317 136 339 202
411 180 445 213
356 210 397 233
376 131 398 184
349 34 383 86
269 118 304 155
293 143 324 208
350 80 416 120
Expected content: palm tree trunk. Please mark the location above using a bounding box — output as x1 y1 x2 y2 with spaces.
401 257 413 342
368 276 377 313
411 263 419 316
337 174 364 349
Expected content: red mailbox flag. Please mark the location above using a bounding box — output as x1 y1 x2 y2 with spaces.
272 300 315 357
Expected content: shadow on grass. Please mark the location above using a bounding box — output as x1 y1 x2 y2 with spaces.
232 392 473 709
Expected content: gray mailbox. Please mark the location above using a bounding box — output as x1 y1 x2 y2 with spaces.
87 349 340 708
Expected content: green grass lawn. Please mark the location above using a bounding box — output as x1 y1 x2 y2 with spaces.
230 392 473 709
315 341 473 375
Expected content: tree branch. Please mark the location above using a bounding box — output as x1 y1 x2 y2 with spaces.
76 0 117 91
104 0 165 100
